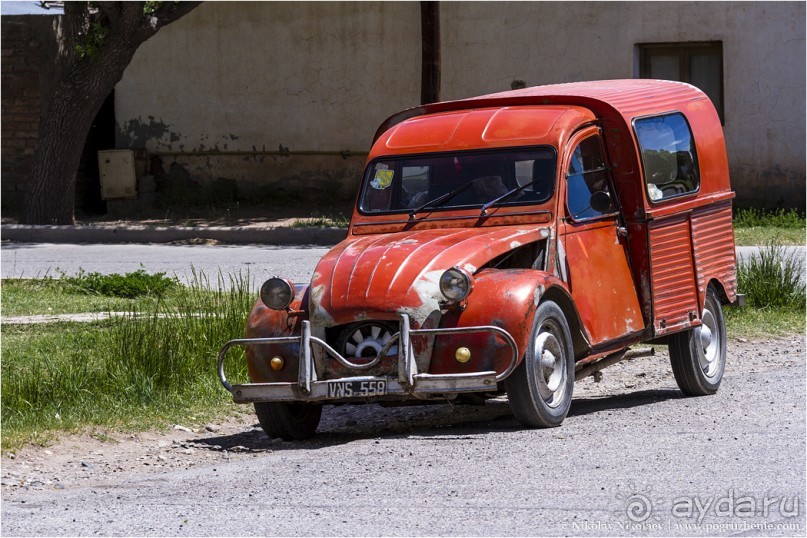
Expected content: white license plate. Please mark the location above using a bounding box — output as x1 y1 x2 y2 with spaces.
326 380 387 398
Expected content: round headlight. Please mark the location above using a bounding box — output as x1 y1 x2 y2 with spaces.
260 277 295 310
439 267 474 302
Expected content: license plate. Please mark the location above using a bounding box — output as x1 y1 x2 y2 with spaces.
326 380 387 398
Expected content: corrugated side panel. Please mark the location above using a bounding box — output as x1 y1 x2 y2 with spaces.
691 204 737 301
649 216 699 332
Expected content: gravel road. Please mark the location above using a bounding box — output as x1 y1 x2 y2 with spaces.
2 335 804 536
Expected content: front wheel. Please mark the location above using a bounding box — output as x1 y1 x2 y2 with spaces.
505 301 574 428
254 402 323 441
668 284 726 395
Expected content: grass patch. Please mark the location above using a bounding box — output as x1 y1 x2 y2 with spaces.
2 271 203 317
2 278 163 317
734 228 805 246
1 271 255 449
726 308 805 338
733 208 805 246
290 213 350 228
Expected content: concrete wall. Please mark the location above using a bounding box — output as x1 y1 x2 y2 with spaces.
115 1 420 209
439 1 806 209
115 1 805 210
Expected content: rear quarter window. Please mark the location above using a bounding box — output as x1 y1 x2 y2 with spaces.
634 113 699 202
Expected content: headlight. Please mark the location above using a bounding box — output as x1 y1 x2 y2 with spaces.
260 277 295 310
439 267 474 302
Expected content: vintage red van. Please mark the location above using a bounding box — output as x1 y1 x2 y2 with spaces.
218 79 742 440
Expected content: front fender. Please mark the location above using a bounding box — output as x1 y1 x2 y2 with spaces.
429 269 568 377
244 286 309 383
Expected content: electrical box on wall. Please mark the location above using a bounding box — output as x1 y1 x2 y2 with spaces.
98 149 137 200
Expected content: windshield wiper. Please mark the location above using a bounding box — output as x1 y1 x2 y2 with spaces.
408 180 476 219
480 178 542 216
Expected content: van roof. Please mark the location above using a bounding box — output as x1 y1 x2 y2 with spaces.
371 105 595 158
374 79 712 143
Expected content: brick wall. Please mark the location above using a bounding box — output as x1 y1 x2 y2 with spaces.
1 15 59 214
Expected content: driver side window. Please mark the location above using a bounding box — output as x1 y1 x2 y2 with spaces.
566 134 615 220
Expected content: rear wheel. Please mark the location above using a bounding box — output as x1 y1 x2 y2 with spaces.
254 402 322 441
668 284 726 395
505 301 574 428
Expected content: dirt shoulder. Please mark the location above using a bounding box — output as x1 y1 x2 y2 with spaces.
1 334 803 494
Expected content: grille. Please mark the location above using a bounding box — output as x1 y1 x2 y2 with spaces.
332 321 400 367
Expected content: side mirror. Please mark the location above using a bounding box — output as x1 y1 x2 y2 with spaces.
589 191 613 214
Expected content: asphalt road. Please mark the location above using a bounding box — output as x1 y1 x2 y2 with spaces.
2 243 803 290
0 243 329 289
1 337 804 536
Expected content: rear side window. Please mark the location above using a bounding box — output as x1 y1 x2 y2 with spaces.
634 113 699 202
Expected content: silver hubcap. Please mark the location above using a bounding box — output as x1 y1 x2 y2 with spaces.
534 331 566 407
696 306 720 378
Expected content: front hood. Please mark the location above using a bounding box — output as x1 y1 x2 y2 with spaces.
309 225 550 327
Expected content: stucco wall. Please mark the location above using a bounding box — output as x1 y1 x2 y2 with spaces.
115 1 420 208
116 1 805 209
440 1 806 208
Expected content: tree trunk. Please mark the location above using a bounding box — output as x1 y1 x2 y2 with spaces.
20 1 201 225
22 86 101 223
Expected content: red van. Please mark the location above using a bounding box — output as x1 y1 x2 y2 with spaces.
219 79 742 440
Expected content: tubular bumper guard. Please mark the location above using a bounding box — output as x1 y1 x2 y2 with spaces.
218 314 519 403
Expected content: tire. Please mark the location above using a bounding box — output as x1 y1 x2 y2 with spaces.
254 402 323 441
668 284 726 395
505 301 574 428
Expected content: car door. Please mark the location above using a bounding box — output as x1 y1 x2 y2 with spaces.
557 126 645 346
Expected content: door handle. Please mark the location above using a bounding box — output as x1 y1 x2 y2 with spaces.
617 226 628 237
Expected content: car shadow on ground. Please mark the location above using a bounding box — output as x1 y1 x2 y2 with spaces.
194 388 684 453
568 388 684 417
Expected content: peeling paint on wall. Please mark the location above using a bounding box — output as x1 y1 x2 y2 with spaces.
116 116 182 149
148 154 363 209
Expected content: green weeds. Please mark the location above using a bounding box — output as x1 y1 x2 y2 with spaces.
1 271 255 449
727 241 805 338
734 208 805 229
733 208 805 246
736 241 805 310
60 268 177 298
290 213 350 228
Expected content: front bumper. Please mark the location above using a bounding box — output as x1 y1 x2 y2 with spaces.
218 314 519 403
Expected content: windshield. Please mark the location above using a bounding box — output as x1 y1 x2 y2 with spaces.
358 147 556 215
